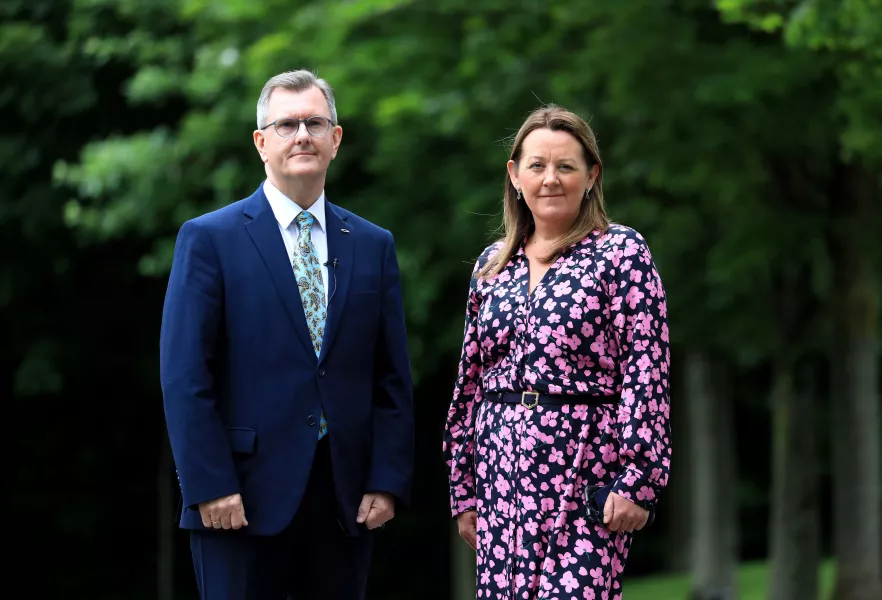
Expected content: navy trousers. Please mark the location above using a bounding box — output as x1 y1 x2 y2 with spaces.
189 437 374 599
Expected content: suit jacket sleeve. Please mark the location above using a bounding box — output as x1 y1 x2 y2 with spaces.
160 220 240 509
366 231 415 504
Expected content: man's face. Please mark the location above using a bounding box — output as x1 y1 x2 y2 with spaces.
253 86 342 183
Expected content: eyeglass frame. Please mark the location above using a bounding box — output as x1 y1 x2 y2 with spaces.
259 115 337 138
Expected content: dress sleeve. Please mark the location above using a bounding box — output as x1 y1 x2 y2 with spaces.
604 231 672 518
442 249 492 518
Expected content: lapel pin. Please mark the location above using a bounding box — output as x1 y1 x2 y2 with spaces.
341 228 350 234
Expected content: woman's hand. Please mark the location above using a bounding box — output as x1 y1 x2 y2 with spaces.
603 492 649 533
457 510 478 550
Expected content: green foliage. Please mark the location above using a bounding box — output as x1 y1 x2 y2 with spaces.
2 1 880 595
627 559 836 599
718 0 882 163
44 0 880 383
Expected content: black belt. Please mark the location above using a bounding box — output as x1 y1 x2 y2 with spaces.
486 391 617 409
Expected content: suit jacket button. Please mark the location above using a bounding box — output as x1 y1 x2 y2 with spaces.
307 415 316 426
318 369 326 377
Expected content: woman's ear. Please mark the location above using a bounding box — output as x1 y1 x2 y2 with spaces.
506 159 519 192
587 163 600 188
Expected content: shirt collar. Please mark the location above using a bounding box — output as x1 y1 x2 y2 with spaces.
263 179 327 234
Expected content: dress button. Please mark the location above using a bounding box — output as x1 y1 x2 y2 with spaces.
318 369 326 377
307 415 316 426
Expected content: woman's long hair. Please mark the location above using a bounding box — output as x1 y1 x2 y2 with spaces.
478 105 609 279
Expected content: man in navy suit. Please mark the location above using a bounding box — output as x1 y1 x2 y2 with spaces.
160 69 414 599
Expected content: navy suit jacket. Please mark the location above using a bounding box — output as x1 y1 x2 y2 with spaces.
159 184 414 537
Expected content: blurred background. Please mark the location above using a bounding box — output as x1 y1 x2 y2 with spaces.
3 0 880 599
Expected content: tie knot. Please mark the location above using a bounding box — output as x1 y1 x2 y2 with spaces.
296 211 314 233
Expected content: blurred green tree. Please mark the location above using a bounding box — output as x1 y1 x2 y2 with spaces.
718 3 882 599
10 0 876 598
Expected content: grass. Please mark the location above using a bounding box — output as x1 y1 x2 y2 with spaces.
626 560 836 600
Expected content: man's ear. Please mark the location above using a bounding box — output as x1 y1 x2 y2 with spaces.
253 130 268 163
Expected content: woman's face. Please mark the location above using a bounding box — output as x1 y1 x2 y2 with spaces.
507 128 599 232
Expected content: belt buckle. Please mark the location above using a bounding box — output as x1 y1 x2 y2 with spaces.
520 391 539 409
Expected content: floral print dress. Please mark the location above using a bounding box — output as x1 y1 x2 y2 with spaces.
443 225 672 600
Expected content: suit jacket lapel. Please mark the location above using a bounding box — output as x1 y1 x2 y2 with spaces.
319 202 354 363
243 187 317 362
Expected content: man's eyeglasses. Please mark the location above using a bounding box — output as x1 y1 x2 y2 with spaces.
260 116 335 138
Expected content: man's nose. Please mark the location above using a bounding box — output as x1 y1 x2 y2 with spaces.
293 121 311 141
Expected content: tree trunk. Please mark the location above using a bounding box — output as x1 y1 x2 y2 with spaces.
830 167 882 600
158 433 175 600
665 367 692 574
768 362 820 600
686 353 738 600
451 521 476 600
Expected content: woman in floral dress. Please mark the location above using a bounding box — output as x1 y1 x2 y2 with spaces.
443 105 671 600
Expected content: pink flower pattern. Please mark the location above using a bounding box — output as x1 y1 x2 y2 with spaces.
443 226 672 598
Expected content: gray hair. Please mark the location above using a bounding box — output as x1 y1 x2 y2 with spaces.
255 70 338 129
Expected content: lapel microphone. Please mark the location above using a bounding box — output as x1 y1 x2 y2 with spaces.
324 258 338 303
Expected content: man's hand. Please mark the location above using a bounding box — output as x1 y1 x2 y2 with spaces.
198 493 248 530
456 510 478 551
356 492 395 530
603 491 649 533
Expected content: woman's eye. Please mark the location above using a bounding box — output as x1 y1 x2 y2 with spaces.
530 163 543 169
559 165 573 170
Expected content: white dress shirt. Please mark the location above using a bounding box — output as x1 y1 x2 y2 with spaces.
263 179 329 302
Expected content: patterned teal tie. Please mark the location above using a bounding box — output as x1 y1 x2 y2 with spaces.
292 211 328 439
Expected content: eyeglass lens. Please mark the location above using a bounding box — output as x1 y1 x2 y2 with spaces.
274 117 330 137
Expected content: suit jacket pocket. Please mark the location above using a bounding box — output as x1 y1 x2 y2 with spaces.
225 427 257 454
350 274 379 295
